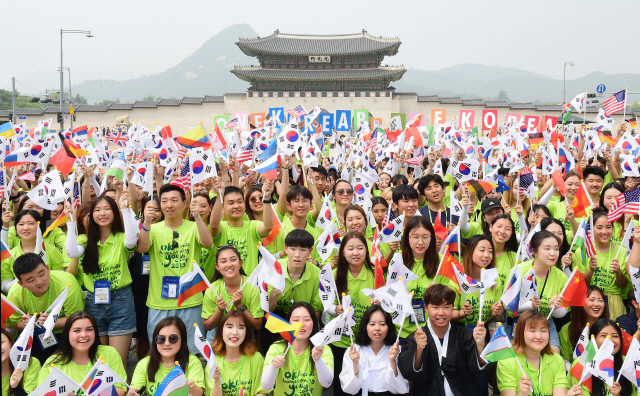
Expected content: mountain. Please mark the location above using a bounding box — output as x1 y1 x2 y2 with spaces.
393 65 640 103
74 24 256 103
73 25 640 104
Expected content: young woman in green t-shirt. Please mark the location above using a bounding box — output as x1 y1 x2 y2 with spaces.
453 235 504 327
581 208 629 320
129 316 204 396
567 319 635 396
40 311 128 396
201 246 264 333
558 285 607 363
496 310 566 396
65 193 139 366
207 310 266 396
1 328 41 396
488 214 519 290
262 302 333 396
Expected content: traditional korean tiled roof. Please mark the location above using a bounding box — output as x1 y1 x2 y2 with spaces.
75 105 109 112
237 30 401 56
438 97 462 104
231 66 406 81
462 99 484 106
203 95 224 103
133 101 158 108
109 103 133 110
157 99 182 106
417 95 439 102
181 97 203 105
509 102 536 110
483 101 510 108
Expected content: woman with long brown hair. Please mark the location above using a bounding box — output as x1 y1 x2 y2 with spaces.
206 310 266 396
1 328 41 396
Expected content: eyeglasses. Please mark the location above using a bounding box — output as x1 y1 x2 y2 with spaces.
336 189 354 196
155 334 180 345
409 234 431 243
291 199 310 205
172 231 180 249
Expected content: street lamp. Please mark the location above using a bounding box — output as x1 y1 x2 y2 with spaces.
563 61 574 107
60 29 93 130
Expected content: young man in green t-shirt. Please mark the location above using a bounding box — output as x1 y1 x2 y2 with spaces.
137 183 213 354
5 253 85 364
209 180 274 276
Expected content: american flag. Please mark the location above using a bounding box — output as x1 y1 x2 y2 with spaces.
405 146 425 165
518 165 535 198
0 169 5 197
287 105 308 119
607 187 640 222
224 118 239 130
174 139 187 161
107 131 128 147
381 204 396 228
365 128 378 152
602 89 627 117
18 167 37 181
236 137 255 164
584 217 597 258
72 182 80 209
170 158 191 193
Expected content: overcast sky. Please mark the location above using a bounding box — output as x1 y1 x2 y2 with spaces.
3 0 639 95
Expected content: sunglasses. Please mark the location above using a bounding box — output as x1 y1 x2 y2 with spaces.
336 189 354 196
249 197 261 203
155 334 180 345
172 231 180 249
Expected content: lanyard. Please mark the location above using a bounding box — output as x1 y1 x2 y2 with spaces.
161 223 185 278
290 348 312 396
28 289 51 315
524 358 542 396
538 268 551 300
219 356 243 395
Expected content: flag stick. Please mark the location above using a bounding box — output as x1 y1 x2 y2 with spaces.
546 268 577 320
283 343 292 358
395 312 407 345
615 238 625 259
583 89 588 125
622 88 628 121
433 247 448 284
514 357 533 393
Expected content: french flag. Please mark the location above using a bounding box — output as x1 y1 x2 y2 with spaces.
177 262 213 307
252 154 278 180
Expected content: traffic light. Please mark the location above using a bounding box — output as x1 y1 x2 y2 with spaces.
57 113 63 123
30 97 40 103
73 115 76 122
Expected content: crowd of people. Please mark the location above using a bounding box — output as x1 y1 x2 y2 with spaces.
1 117 640 396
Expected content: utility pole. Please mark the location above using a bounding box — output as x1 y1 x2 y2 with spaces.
11 77 16 123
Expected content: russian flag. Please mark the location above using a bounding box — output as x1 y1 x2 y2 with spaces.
558 146 575 175
3 152 30 168
500 265 521 317
1 241 13 262
252 154 278 180
72 125 88 137
177 262 212 307
439 225 460 254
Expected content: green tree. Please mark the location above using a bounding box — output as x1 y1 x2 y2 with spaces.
95 99 120 105
72 93 88 105
0 89 44 111
629 101 640 111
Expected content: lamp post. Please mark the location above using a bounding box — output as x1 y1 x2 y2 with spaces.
563 61 574 107
60 29 93 130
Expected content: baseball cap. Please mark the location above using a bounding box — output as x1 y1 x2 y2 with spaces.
481 198 502 214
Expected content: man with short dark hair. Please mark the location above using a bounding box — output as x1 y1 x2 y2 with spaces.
6 253 84 363
418 174 450 226
137 183 213 354
392 184 419 220
583 166 606 204
398 284 492 396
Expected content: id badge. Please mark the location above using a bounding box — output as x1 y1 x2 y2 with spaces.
162 276 179 299
410 300 426 324
141 254 151 275
34 326 58 349
93 280 111 304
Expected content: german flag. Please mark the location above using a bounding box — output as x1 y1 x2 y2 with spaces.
466 179 498 195
627 117 638 129
528 131 544 150
598 131 616 146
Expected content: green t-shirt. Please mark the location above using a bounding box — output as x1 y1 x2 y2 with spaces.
495 251 517 290
212 220 263 276
131 354 205 395
330 267 375 348
558 321 574 362
5 270 85 329
275 261 323 315
283 216 323 264
2 357 41 395
577 243 629 296
462 221 484 239
201 277 264 320
518 261 568 318
75 233 133 292
146 220 204 310
263 342 334 396
204 353 266 396
1 238 67 281
454 277 504 325
497 353 566 396
40 345 127 393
